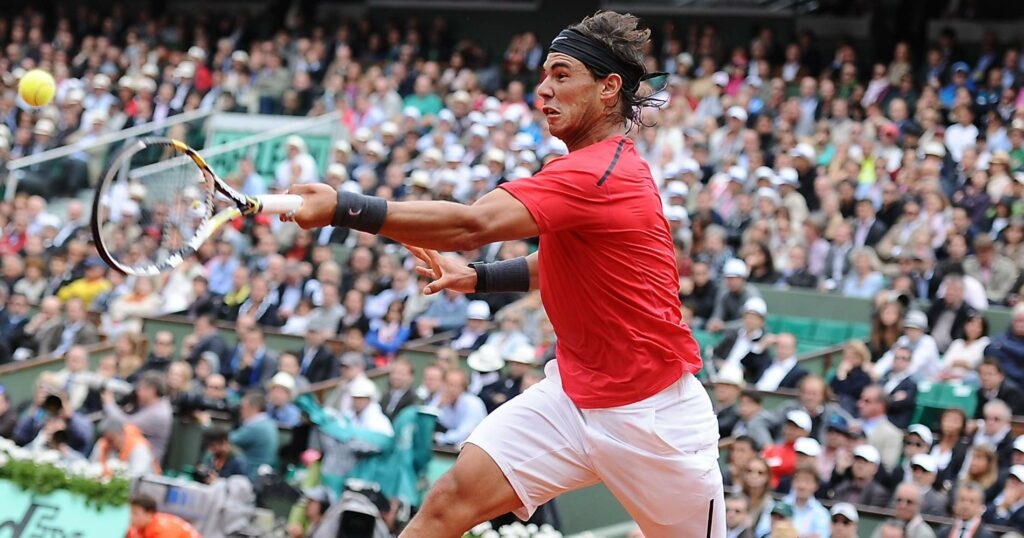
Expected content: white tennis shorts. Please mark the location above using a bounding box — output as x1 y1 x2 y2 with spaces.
466 360 726 538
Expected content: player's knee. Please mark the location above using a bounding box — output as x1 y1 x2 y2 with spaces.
426 472 464 509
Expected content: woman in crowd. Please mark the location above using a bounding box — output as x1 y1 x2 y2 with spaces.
842 247 885 299
829 340 873 415
742 456 776 538
936 310 990 384
931 407 971 487
868 297 904 360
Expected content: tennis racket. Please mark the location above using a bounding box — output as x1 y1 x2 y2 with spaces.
91 137 303 276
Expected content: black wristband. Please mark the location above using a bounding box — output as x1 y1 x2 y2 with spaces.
331 190 388 234
470 257 531 293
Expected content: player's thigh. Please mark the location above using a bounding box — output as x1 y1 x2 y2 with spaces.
587 374 725 537
426 442 524 522
465 374 599 520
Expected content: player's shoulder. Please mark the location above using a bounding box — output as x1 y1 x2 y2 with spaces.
538 136 640 179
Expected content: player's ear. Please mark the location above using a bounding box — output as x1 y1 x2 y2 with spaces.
601 73 623 101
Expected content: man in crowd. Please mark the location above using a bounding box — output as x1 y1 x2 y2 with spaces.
381 357 419 420
434 368 486 447
939 482 995 538
102 371 173 463
127 494 200 538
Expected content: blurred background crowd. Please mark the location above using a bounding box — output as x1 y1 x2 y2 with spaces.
3 0 1024 536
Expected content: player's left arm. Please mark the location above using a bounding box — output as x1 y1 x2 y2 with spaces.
286 183 539 252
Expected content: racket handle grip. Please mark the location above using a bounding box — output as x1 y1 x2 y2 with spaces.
257 194 304 214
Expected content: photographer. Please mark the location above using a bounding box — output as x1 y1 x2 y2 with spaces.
13 375 93 455
195 429 249 485
102 371 173 462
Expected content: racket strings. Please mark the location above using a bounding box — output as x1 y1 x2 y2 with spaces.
97 140 216 274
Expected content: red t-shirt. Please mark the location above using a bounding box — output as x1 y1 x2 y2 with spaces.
127 513 201 538
762 441 797 489
500 136 702 408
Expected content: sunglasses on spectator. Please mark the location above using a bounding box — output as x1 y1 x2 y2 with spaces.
832 517 854 526
903 440 926 448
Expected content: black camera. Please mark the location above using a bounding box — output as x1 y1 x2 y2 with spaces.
172 392 238 416
42 394 63 415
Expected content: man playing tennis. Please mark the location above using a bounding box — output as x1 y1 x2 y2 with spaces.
286 11 725 537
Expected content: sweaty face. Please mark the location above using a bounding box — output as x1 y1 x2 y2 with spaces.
537 52 606 145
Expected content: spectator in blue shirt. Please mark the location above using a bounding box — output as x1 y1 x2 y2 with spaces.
784 464 832 538
986 304 1024 388
199 391 278 478
417 287 469 335
204 240 240 297
265 372 301 428
435 368 487 446
940 62 976 109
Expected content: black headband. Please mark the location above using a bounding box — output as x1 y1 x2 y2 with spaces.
549 28 664 92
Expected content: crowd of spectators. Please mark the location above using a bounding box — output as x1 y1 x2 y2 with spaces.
4 2 1024 536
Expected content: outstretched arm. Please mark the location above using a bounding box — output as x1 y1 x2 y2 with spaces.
285 183 539 252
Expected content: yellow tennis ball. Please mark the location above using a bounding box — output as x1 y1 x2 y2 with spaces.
19 69 56 107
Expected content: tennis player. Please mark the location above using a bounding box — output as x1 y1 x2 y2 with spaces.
285 11 725 537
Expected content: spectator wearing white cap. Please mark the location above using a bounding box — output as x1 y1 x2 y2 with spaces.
711 296 770 378
713 365 745 439
347 376 393 436
776 438 829 496
449 300 492 351
884 424 934 490
274 135 318 190
874 310 941 381
939 481 996 538
762 409 812 489
857 384 905 471
706 258 762 334
480 344 536 414
716 166 749 223
266 372 301 428
709 106 748 167
986 464 1024 528
907 453 947 516
790 142 819 210
831 443 892 508
829 502 859 538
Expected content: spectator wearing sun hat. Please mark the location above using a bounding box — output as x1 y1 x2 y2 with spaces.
466 345 503 397
763 410 813 489
479 344 536 413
